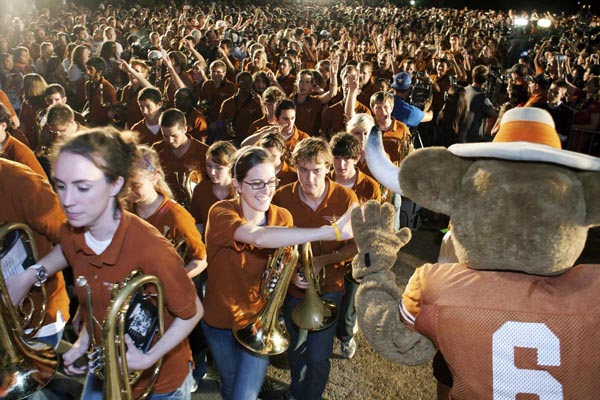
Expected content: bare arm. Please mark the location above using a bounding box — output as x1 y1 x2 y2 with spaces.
163 56 189 90
240 125 281 147
234 203 356 248
317 58 339 104
118 60 153 89
6 244 69 306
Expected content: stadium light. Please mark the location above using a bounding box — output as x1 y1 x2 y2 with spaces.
410 0 416 5
537 18 551 28
513 17 529 27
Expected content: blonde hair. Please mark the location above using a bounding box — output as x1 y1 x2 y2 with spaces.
22 73 48 100
291 137 333 168
346 113 375 134
132 145 174 198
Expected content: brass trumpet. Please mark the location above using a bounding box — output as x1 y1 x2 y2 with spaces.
0 222 58 399
292 243 338 331
234 246 299 355
78 270 165 400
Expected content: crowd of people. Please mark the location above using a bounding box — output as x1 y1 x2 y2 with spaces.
1 0 599 399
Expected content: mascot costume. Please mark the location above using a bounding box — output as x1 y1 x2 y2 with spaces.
351 107 600 398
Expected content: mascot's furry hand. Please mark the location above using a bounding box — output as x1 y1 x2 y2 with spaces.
351 201 436 365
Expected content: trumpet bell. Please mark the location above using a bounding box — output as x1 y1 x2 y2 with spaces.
0 336 58 400
234 318 289 355
291 295 338 332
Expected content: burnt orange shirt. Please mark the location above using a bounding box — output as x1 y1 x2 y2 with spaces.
203 199 293 329
60 211 197 397
120 83 144 129
152 136 208 205
331 169 381 204
272 178 358 298
163 71 194 108
185 107 208 141
198 79 236 124
403 263 600 400
277 160 297 187
18 99 46 151
247 115 273 137
0 90 17 118
294 95 324 136
144 196 206 261
84 78 117 126
277 74 297 97
131 119 163 147
190 179 235 230
357 82 377 109
320 99 371 139
2 133 46 177
218 92 265 146
282 126 310 163
0 159 69 327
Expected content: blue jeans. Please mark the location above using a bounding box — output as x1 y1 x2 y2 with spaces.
201 320 269 400
336 274 358 343
81 366 193 399
283 291 343 400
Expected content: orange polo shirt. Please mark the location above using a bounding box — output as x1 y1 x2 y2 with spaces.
185 107 208 141
152 136 208 206
331 169 381 204
190 179 235 230
320 99 371 139
0 90 17 118
144 196 206 261
283 126 310 162
294 95 324 137
0 159 69 328
2 133 46 177
84 78 117 127
277 160 297 187
60 210 197 397
272 178 358 298
203 199 293 329
198 79 236 124
131 118 163 147
218 92 265 145
120 83 144 129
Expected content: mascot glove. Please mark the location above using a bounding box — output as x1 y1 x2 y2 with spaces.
351 201 411 280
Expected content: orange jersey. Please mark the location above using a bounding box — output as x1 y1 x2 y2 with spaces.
402 263 600 400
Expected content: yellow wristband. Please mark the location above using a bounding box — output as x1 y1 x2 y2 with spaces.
333 222 342 241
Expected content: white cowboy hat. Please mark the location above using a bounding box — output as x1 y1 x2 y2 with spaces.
449 107 600 171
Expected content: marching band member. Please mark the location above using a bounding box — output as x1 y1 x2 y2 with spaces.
129 145 207 278
6 128 202 400
152 108 208 208
190 140 237 235
202 147 354 400
272 137 358 400
0 158 70 350
329 132 381 359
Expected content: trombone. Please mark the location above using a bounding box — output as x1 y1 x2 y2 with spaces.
0 222 58 399
291 243 338 331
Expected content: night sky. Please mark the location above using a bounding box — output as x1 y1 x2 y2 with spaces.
419 0 590 14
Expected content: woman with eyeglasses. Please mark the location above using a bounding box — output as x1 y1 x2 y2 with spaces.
201 146 354 400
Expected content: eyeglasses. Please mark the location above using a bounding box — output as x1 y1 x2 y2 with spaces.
242 179 280 190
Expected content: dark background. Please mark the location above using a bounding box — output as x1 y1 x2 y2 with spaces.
412 0 589 14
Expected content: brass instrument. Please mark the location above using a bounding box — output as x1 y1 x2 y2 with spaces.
224 118 236 139
234 246 299 355
78 270 165 400
292 243 338 331
0 222 58 399
181 169 201 208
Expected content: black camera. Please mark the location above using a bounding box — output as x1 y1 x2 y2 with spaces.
409 80 432 110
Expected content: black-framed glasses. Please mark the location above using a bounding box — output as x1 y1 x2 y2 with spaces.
242 179 280 190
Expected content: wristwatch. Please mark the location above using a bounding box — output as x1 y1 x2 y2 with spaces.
33 265 49 287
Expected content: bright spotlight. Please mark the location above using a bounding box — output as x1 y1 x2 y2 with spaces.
537 18 551 28
513 17 529 27
410 0 415 5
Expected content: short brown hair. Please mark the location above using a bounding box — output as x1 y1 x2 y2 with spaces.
291 137 333 168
